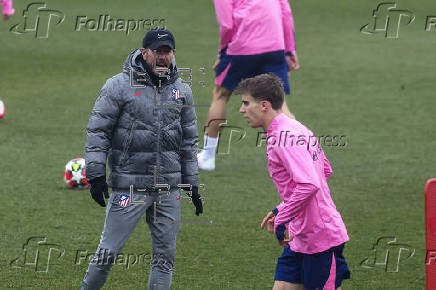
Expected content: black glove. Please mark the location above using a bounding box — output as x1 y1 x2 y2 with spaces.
190 186 203 216
89 176 109 207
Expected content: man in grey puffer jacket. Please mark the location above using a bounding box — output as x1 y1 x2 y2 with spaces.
82 28 202 290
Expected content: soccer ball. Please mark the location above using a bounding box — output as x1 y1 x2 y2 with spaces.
63 158 90 189
0 99 5 119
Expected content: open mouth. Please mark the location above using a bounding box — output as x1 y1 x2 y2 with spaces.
155 61 168 67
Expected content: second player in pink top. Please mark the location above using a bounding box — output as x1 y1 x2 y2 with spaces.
267 113 349 254
214 0 296 56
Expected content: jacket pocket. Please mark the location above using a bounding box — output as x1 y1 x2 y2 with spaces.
120 122 136 167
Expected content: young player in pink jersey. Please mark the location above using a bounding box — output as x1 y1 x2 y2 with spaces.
198 0 299 171
237 74 350 290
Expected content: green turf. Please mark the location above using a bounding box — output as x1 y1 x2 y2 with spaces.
1 0 435 289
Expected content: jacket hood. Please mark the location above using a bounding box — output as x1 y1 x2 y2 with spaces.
123 49 179 87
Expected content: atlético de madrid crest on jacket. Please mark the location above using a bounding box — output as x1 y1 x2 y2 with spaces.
171 88 180 99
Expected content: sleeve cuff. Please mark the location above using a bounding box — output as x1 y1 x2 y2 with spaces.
272 207 279 216
219 46 228 55
275 223 286 241
285 51 293 57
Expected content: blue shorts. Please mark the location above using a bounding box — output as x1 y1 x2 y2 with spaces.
275 244 350 290
215 49 291 94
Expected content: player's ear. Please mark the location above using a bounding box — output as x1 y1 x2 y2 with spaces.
140 48 148 59
261 101 270 112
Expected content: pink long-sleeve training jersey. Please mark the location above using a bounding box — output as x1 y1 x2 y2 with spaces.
267 113 349 254
1 0 14 16
213 0 296 56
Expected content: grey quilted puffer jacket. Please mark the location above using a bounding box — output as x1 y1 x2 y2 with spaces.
85 49 198 189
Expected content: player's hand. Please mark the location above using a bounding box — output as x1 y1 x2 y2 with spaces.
212 55 220 72
190 186 203 216
89 176 109 207
2 14 10 21
261 211 275 233
286 54 300 77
